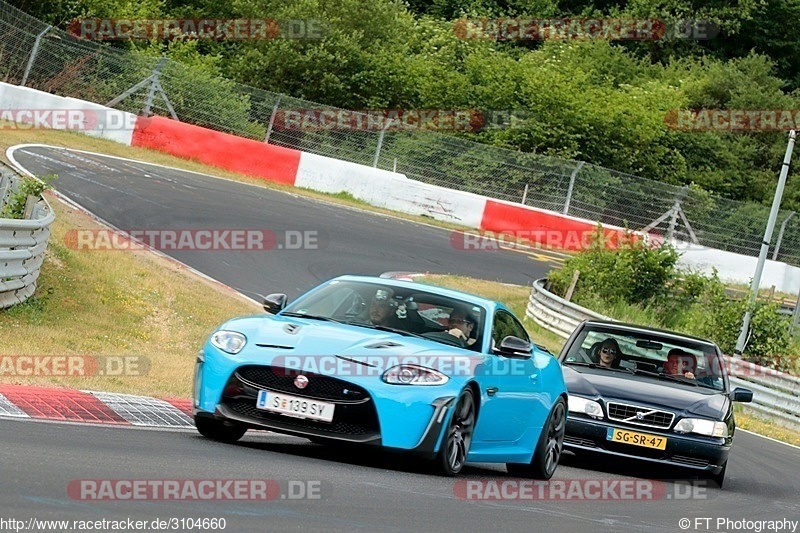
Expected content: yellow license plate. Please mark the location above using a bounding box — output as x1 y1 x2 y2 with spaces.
607 428 667 450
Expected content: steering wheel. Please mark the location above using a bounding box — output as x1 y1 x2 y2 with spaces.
420 330 468 348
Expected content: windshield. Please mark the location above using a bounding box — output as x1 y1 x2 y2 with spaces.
282 280 486 351
561 325 726 391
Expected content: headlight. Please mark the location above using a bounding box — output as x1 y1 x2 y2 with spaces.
382 364 449 385
210 330 247 354
568 395 604 419
673 418 728 437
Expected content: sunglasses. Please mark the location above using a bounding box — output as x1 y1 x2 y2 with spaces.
600 347 617 355
449 318 472 326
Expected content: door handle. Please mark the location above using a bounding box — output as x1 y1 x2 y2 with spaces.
486 387 499 396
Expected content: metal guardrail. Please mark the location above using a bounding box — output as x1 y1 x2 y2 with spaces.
526 278 800 432
0 164 54 309
526 278 614 339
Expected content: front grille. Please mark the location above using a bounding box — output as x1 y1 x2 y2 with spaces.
607 402 675 429
224 399 378 436
235 365 368 403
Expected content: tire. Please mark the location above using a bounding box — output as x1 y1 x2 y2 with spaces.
709 461 727 488
506 397 566 479
435 388 476 476
195 416 247 443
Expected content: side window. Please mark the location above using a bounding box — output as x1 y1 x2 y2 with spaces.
491 310 529 348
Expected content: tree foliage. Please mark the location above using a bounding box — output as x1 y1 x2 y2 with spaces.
7 0 800 209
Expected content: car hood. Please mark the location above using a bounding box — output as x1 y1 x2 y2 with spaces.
218 314 480 372
563 365 729 419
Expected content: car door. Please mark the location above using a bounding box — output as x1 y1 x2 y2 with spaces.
472 310 547 443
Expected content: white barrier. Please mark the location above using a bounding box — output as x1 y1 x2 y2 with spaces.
674 239 800 294
295 152 488 228
0 82 136 146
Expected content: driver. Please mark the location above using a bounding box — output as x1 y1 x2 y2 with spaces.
447 306 477 345
664 349 696 379
369 289 398 327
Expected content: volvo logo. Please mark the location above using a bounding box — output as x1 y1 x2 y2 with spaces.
294 374 309 389
636 411 645 420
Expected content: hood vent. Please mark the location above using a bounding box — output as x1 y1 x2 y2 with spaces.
363 341 404 349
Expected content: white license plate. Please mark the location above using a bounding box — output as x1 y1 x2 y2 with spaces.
256 390 335 423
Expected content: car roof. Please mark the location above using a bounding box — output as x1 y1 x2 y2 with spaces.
580 319 719 348
329 274 500 310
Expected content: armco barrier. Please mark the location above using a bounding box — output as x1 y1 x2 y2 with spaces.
526 278 800 432
0 165 54 309
526 278 613 339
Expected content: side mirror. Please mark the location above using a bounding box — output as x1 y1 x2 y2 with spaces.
731 387 753 403
263 293 287 314
496 335 533 357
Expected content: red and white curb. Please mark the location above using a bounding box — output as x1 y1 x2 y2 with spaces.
0 385 193 428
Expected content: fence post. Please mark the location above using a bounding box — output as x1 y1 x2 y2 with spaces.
373 118 394 168
563 161 585 215
666 185 690 241
106 56 176 120
263 94 282 143
521 183 529 205
143 57 167 117
21 25 52 87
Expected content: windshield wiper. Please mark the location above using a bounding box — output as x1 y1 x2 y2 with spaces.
281 312 342 323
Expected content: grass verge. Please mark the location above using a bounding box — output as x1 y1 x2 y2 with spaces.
0 194 259 398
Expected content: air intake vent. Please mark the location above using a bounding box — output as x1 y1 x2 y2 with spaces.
255 344 295 349
363 341 403 349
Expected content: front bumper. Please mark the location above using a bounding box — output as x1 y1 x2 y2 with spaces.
194 358 460 454
565 416 730 474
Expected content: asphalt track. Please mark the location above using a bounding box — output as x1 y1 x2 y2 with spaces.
3 145 800 532
1 418 799 532
8 145 562 300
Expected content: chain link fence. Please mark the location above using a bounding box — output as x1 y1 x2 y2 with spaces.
2 0 800 265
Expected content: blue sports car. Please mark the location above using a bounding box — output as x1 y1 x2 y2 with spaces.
193 275 568 477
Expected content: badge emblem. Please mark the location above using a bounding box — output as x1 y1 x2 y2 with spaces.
294 374 309 389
